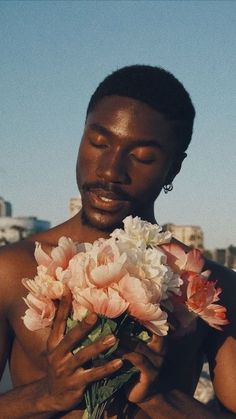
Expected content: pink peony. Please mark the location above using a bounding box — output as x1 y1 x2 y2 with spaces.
186 275 229 330
161 243 204 274
197 304 229 330
128 302 169 336
57 252 89 292
22 293 56 331
22 219 229 337
35 236 78 277
22 272 64 300
84 239 127 288
118 275 161 305
74 287 129 318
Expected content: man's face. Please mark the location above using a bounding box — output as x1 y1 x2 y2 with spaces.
77 95 183 231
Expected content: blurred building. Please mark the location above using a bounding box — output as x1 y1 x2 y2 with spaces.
0 197 50 246
69 196 82 217
213 248 227 266
163 223 204 249
213 246 236 270
0 197 12 217
0 216 51 246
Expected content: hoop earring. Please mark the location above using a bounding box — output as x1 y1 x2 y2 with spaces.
163 183 173 194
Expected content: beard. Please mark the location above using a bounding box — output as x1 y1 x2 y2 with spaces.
80 207 124 232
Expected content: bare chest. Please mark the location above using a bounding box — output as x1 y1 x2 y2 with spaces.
8 283 50 385
10 291 208 391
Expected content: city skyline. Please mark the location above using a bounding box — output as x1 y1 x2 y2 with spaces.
1 1 236 249
1 194 234 252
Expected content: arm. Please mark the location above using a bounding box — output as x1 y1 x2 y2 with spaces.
0 293 123 418
122 332 236 419
136 390 236 419
0 316 13 384
204 262 236 413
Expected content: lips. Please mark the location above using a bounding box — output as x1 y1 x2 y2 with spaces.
87 189 128 212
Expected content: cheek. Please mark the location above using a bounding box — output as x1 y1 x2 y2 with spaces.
77 145 97 181
137 179 162 202
130 165 168 197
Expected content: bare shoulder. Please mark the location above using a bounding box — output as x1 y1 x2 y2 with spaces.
0 239 39 375
0 227 57 310
0 240 37 311
0 217 78 312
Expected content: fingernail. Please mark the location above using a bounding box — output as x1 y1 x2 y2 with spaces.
103 335 116 345
112 359 123 368
85 313 97 325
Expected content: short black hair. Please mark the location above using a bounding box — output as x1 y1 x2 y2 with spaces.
86 65 195 152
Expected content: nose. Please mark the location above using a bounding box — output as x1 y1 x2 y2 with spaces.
96 149 130 184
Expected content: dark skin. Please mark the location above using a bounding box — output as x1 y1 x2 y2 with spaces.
0 96 236 418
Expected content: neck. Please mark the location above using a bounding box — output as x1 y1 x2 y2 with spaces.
65 207 157 244
66 212 111 243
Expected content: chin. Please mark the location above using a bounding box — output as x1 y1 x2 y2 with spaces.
81 208 125 232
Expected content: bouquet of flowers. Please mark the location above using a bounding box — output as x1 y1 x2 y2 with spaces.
22 216 229 418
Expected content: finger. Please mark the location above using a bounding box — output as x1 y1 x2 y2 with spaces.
122 352 157 380
122 335 165 368
79 358 123 387
123 352 158 404
147 334 166 354
47 291 72 352
55 312 98 358
72 334 117 369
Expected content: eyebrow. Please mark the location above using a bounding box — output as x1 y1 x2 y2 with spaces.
88 123 162 148
89 123 111 137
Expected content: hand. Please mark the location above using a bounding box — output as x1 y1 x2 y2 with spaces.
122 334 166 404
42 293 123 413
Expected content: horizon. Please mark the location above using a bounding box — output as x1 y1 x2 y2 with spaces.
0 195 234 252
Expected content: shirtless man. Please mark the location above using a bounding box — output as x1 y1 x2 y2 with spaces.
0 65 236 418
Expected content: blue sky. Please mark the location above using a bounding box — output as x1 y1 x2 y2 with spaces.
0 0 235 249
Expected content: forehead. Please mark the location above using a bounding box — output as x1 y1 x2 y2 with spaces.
85 95 176 146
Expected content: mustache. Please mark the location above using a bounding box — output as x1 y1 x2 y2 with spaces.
82 181 133 201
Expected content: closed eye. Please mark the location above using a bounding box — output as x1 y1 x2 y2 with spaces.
89 138 108 149
130 153 156 164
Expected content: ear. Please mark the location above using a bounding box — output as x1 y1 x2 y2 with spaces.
166 152 187 184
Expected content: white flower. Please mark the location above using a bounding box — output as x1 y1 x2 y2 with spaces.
111 215 172 248
163 272 183 298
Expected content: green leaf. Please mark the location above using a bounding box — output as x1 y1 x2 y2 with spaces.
105 318 117 333
81 408 89 419
66 316 78 332
86 317 117 344
88 323 103 342
137 330 151 342
93 366 139 405
101 339 119 359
